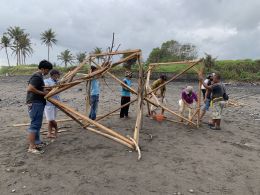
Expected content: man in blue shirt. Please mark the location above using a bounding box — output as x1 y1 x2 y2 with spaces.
120 71 132 118
89 66 100 120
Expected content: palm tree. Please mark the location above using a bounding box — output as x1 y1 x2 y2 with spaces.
92 47 102 64
19 33 33 64
76 52 86 63
57 49 74 67
40 29 57 61
0 34 11 66
7 26 24 65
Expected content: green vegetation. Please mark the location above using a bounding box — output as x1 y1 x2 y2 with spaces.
214 59 260 81
0 64 88 75
1 59 259 81
147 40 197 63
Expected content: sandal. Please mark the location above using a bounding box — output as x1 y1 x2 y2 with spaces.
210 126 221 130
208 123 214 127
28 148 44 155
36 142 48 149
47 134 56 138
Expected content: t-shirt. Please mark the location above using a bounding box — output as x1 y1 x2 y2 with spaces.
206 80 212 99
181 90 198 104
44 78 60 107
201 79 209 90
90 79 100 96
211 83 224 100
26 72 46 104
151 79 166 96
121 78 132 97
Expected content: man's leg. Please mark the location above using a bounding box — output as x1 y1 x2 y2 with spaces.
120 96 125 118
28 103 44 150
91 95 99 120
52 120 58 137
47 121 53 138
125 97 130 117
28 132 36 149
89 95 95 119
216 119 221 128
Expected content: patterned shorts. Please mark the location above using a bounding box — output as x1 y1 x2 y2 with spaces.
211 101 225 119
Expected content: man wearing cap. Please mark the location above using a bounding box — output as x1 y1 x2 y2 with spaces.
26 60 53 154
150 74 167 116
120 71 132 118
44 69 61 138
89 66 100 120
179 86 198 121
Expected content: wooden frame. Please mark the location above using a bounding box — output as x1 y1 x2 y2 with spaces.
144 59 204 127
45 49 144 159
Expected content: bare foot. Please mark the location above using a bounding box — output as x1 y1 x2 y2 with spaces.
47 133 56 138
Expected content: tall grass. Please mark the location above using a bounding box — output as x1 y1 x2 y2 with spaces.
1 59 260 81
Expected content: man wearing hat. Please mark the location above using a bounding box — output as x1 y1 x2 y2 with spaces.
179 86 198 121
120 71 132 118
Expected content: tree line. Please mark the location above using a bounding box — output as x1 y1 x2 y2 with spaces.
0 26 106 67
1 26 202 67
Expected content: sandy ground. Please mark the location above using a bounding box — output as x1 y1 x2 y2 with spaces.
0 75 260 195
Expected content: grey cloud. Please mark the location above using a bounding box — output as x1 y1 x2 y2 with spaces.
0 0 260 65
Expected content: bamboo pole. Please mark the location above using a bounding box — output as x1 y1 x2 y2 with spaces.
145 67 152 115
96 98 137 122
148 59 203 96
48 98 134 146
111 52 140 68
90 49 141 57
133 56 144 144
149 60 199 66
86 127 134 149
45 65 111 99
197 66 204 127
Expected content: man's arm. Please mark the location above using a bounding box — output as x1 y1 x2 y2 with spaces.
27 84 48 96
199 76 212 90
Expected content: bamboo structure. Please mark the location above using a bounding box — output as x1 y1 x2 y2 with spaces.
43 45 203 158
45 49 143 158
145 59 204 127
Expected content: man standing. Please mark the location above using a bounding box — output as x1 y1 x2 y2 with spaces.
26 60 53 154
120 71 132 118
44 69 61 138
200 73 226 130
89 66 100 120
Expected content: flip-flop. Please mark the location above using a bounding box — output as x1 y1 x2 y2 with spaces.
208 123 214 127
210 126 221 130
47 134 56 138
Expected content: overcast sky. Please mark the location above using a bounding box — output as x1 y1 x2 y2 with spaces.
0 0 260 66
